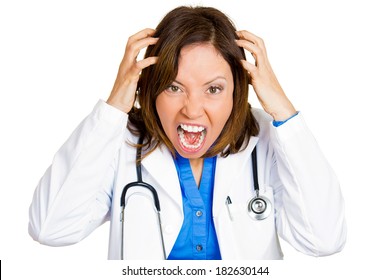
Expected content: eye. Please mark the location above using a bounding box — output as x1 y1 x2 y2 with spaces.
166 85 182 93
207 86 223 95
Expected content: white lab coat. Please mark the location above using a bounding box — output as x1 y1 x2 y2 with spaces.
29 100 346 259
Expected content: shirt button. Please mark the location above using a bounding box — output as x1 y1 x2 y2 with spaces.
196 244 203 251
195 210 203 217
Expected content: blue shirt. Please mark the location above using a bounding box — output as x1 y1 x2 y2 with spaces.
167 154 221 260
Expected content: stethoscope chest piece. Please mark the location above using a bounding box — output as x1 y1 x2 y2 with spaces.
248 194 272 220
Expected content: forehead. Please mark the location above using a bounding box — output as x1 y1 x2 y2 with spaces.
176 43 233 83
178 43 224 64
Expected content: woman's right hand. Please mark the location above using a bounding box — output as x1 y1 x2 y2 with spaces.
107 28 158 113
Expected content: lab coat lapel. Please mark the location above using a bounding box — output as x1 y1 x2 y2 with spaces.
213 136 259 216
141 145 182 208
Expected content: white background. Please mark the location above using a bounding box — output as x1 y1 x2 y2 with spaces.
1 0 389 279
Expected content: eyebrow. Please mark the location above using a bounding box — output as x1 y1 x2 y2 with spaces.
173 76 227 87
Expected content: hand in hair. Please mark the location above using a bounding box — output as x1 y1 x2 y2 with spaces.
107 28 158 113
236 30 296 121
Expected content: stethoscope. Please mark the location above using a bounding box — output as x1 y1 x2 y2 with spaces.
120 136 271 259
247 145 272 221
120 135 167 260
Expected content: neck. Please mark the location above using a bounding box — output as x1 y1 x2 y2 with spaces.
189 158 204 187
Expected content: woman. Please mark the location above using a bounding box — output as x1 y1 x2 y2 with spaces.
29 6 346 260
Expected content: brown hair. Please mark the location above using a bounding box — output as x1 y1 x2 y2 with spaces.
128 6 259 158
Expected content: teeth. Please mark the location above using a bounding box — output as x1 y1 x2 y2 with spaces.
178 124 206 150
178 129 206 149
180 124 205 133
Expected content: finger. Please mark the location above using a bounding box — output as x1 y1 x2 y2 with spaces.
123 28 157 63
136 56 158 71
126 36 159 58
127 28 156 46
121 36 159 70
236 30 265 48
236 39 261 55
124 56 159 79
236 39 266 67
240 59 258 75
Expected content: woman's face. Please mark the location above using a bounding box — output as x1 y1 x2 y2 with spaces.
156 43 234 159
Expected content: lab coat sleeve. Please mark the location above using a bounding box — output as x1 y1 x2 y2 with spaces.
270 113 347 256
28 100 128 246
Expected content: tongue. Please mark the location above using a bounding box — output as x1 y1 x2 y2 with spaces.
184 131 201 145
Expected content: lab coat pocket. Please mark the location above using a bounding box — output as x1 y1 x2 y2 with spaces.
222 186 282 259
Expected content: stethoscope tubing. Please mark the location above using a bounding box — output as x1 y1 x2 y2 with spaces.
120 181 161 210
120 135 167 260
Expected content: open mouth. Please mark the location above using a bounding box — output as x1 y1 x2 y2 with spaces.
177 124 206 152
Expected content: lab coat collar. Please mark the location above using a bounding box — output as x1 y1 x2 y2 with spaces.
213 136 259 217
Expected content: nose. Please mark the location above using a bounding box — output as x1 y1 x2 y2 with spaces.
181 93 204 120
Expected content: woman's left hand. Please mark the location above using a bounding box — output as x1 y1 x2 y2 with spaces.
236 30 296 121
